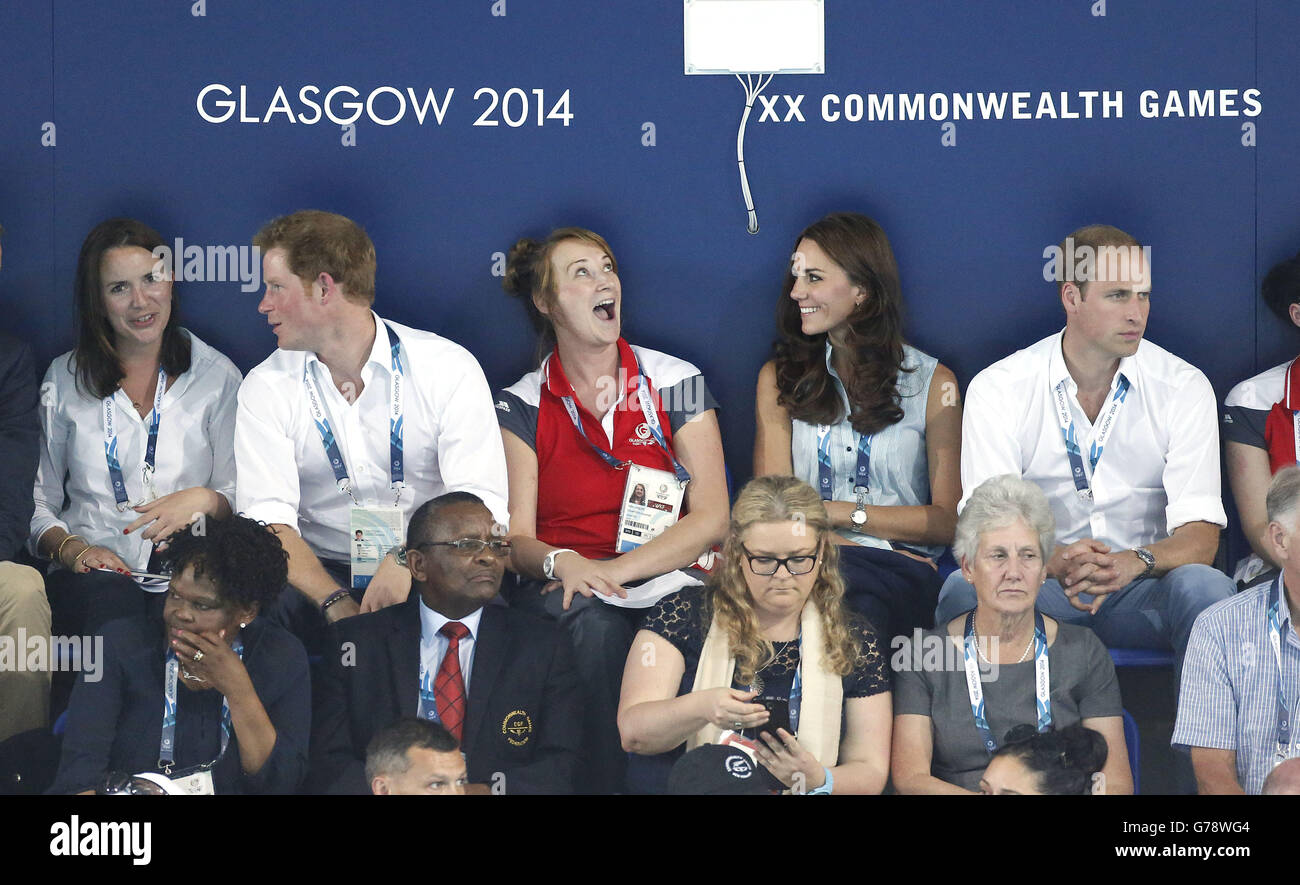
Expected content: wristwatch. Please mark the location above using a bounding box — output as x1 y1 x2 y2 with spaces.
850 490 868 529
543 548 577 581
1132 547 1156 580
387 544 407 566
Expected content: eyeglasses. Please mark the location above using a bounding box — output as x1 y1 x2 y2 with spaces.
414 538 512 557
739 545 818 576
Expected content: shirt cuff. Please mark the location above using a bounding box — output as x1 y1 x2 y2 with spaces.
242 502 300 534
28 516 70 559
1166 497 1228 533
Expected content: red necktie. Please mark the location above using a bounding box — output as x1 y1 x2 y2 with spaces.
435 622 471 741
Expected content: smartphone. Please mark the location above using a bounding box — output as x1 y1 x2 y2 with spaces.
754 695 791 737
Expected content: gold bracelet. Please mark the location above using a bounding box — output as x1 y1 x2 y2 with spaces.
72 545 93 569
55 533 83 565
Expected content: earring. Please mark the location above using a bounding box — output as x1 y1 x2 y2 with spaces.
239 622 247 629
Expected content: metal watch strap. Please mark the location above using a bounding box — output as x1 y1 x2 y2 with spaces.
851 490 868 528
1133 547 1156 580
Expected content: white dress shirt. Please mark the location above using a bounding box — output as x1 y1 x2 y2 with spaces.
418 599 484 695
960 330 1226 550
30 330 242 568
234 312 509 562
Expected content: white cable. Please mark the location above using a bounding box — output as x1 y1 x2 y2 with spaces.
735 73 772 235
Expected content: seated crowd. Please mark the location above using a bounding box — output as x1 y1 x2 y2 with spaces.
1 212 1298 795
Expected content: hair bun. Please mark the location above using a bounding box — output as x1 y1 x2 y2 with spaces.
1058 724 1108 773
503 238 541 296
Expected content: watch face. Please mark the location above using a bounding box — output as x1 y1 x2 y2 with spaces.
851 511 866 527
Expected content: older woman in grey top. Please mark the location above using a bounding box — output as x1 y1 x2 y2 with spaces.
755 213 961 644
891 474 1132 794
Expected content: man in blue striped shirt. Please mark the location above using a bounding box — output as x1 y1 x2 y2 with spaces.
1173 465 1300 793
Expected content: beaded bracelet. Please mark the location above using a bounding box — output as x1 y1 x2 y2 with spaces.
320 589 353 615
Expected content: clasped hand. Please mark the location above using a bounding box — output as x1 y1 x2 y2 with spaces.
1052 539 1144 613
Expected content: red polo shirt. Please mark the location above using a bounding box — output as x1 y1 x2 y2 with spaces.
495 338 717 559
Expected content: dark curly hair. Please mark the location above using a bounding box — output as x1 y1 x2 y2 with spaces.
995 723 1109 795
772 212 912 435
160 515 288 613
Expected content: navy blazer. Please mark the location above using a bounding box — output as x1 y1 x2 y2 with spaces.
308 596 584 794
0 333 39 561
49 613 311 794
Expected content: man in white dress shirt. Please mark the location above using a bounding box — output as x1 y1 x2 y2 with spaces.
235 211 508 638
935 224 1234 671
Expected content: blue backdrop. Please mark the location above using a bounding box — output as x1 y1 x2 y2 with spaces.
2 1 1296 562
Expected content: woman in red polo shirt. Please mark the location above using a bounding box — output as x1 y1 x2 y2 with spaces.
496 226 730 793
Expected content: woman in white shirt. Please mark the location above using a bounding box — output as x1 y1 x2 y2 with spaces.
31 218 242 634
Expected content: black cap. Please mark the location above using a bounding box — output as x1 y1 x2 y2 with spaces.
666 745 774 795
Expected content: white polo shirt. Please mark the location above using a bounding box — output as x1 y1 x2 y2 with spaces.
960 329 1226 550
234 312 509 563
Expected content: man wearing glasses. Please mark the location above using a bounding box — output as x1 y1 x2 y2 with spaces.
308 492 584 794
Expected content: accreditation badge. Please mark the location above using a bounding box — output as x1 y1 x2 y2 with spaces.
615 464 686 553
165 769 215 795
350 504 406 591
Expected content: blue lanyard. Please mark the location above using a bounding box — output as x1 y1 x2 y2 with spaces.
102 367 166 512
790 647 803 733
962 611 1051 754
555 356 690 485
417 664 440 722
303 322 406 504
159 638 244 773
1267 575 1295 760
815 424 872 501
1053 374 1130 502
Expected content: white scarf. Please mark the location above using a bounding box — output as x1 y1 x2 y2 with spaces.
686 598 843 767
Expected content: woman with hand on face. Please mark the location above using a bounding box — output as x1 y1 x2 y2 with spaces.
49 515 310 795
31 218 242 635
496 227 730 793
618 476 892 795
891 474 1131 794
754 212 961 646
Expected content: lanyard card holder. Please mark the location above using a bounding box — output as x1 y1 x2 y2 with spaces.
350 505 405 591
161 767 216 795
615 464 686 553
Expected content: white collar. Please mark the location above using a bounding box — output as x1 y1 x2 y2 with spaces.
418 595 484 645
1048 327 1137 393
303 311 392 377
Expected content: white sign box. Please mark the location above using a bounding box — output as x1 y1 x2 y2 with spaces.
684 0 825 75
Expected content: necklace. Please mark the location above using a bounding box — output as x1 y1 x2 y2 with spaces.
975 625 1035 665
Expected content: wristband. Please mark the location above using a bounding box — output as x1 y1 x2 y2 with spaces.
320 589 353 615
806 766 833 795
